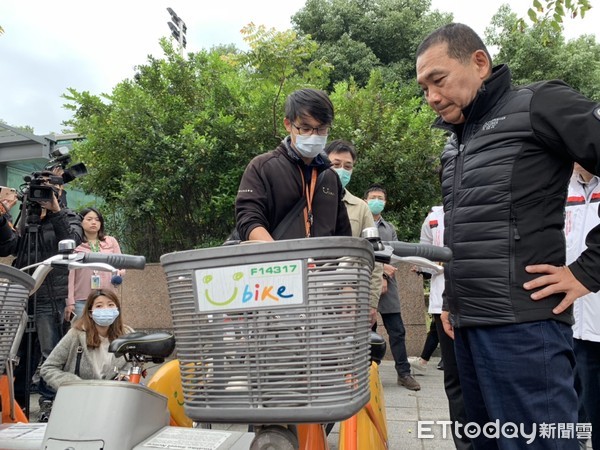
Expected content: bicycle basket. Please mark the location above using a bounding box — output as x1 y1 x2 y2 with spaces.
0 265 34 372
160 236 374 424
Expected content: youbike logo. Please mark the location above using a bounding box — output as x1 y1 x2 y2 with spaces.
417 421 592 444
194 259 305 312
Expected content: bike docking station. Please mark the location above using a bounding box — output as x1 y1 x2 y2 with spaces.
0 380 255 450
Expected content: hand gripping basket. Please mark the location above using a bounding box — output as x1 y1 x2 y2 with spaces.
160 236 374 424
0 265 34 373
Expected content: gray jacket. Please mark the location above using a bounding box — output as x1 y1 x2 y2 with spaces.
376 217 400 314
40 327 133 391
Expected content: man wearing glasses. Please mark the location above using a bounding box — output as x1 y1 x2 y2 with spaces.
236 88 351 241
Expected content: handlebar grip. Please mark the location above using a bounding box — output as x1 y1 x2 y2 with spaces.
383 241 452 263
82 253 146 270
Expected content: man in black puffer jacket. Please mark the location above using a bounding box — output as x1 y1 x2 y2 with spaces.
0 173 82 414
416 23 600 449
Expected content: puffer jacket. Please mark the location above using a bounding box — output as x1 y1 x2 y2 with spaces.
436 64 600 328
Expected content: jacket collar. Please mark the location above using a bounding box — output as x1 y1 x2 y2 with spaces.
433 64 512 134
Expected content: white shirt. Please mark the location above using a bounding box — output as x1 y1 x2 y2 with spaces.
565 173 600 342
419 206 445 314
89 335 116 379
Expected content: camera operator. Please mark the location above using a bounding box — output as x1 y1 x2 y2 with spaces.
0 171 83 416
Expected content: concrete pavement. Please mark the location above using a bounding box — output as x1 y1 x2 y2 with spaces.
327 356 457 450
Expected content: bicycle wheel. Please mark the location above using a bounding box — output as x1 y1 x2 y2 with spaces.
250 425 299 450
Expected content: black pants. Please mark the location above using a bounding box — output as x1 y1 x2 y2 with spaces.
420 316 440 361
434 314 473 450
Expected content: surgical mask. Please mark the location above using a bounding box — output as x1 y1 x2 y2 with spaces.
368 199 385 215
294 134 327 158
91 308 120 327
334 168 352 188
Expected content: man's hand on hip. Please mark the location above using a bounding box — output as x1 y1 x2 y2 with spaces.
524 264 591 314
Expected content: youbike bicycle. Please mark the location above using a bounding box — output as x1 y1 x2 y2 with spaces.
155 233 451 450
0 234 450 450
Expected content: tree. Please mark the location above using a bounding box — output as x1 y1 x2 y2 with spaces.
486 5 600 101
234 23 332 140
292 0 452 88
64 32 330 260
518 0 592 43
524 0 592 27
329 71 446 240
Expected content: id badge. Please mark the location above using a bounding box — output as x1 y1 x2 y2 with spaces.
91 274 101 289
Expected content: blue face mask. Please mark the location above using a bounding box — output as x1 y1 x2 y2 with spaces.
368 199 385 215
334 168 352 188
91 308 120 327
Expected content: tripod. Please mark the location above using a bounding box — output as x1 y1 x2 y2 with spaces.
13 199 65 418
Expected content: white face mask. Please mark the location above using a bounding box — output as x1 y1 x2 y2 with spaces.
294 134 327 158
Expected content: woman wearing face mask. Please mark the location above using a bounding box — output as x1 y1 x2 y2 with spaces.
66 207 124 322
40 290 134 394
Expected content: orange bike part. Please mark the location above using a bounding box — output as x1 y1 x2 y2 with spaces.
146 359 193 427
339 362 389 450
297 423 329 450
128 373 142 384
0 376 28 424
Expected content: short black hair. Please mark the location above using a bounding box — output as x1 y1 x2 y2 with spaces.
285 88 334 126
416 23 492 67
324 139 357 162
363 184 387 200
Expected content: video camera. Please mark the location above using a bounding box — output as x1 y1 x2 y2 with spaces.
19 172 64 204
17 146 87 206
45 146 87 183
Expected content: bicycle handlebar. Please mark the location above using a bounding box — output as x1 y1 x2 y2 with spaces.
383 241 452 263
80 253 146 270
28 251 146 296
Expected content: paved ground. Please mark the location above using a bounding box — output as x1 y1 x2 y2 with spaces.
327 356 457 449
28 356 455 448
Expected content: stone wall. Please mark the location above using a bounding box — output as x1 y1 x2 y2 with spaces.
119 261 429 359
375 263 428 358
1 257 429 359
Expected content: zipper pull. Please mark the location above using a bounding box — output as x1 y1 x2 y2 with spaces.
512 217 521 240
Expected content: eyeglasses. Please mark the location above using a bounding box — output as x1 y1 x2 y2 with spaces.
292 123 331 136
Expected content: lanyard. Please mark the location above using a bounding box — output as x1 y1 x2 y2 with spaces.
90 240 100 253
298 167 318 238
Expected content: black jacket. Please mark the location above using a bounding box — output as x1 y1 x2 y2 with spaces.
235 137 351 240
436 65 600 328
0 208 83 302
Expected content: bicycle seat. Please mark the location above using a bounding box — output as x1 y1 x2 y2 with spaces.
109 331 176 360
